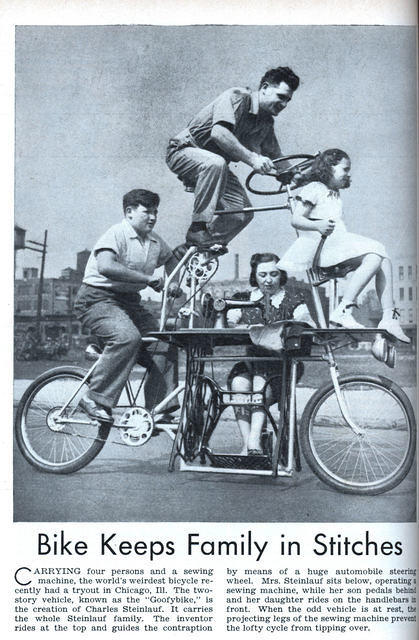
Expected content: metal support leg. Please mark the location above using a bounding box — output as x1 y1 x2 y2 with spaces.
286 360 298 472
309 277 328 328
188 276 197 328
272 358 289 475
160 246 197 330
328 278 338 319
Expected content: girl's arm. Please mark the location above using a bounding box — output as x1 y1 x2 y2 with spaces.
291 199 335 235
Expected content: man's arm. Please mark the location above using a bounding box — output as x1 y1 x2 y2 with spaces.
96 249 154 285
261 129 282 161
261 129 305 182
210 124 275 174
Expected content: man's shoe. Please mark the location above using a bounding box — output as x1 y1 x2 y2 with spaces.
329 302 365 330
378 318 410 343
78 396 113 423
205 244 229 256
185 227 217 249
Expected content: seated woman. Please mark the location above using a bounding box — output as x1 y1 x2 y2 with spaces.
227 252 312 456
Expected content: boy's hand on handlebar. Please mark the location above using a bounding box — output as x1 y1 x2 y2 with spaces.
316 219 336 236
167 283 183 298
250 153 276 174
148 276 164 292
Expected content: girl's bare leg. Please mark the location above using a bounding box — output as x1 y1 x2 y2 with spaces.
375 257 394 310
343 253 382 303
376 257 410 342
230 374 252 454
247 374 267 452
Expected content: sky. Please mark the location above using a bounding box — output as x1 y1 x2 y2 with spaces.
14 25 417 282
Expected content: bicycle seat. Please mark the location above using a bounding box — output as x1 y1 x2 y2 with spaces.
85 332 162 362
308 261 356 287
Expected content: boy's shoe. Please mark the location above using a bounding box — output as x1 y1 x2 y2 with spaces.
329 302 365 330
78 395 113 423
377 318 410 343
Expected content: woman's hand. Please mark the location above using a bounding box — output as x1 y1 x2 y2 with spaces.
316 219 335 236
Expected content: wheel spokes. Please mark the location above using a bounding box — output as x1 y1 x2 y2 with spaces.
21 377 101 467
309 382 411 487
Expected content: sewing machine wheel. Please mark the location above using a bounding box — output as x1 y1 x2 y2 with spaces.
186 252 218 284
118 407 154 446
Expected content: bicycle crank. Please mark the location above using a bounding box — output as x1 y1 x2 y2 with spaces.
116 407 154 446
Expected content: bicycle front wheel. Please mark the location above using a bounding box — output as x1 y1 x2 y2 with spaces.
300 375 416 495
15 367 111 474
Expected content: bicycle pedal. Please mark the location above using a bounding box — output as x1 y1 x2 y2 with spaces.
207 244 228 257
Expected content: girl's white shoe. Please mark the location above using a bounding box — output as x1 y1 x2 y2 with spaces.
378 318 410 343
329 301 365 330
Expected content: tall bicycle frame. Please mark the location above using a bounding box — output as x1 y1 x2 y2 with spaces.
14 154 416 493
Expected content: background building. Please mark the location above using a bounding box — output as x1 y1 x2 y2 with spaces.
14 249 90 344
394 257 417 326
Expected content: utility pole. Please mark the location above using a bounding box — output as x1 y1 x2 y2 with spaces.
14 225 26 280
24 230 48 338
67 283 73 347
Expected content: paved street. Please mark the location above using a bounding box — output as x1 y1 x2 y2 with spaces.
13 380 416 523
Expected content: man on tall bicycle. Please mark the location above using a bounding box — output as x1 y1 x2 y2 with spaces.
74 189 179 423
166 66 300 254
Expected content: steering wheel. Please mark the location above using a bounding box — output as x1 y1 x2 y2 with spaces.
245 154 316 196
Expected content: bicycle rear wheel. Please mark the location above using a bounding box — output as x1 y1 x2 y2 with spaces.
300 375 416 495
15 367 111 474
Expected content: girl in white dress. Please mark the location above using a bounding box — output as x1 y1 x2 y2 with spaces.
279 149 409 342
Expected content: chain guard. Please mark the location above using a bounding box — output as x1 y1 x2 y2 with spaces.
117 407 154 447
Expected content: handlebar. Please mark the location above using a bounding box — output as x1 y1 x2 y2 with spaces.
245 153 316 196
311 234 328 276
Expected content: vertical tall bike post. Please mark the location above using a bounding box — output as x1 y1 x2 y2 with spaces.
285 185 327 328
284 188 364 435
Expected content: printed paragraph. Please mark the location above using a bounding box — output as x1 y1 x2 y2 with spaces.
224 566 417 633
14 566 214 633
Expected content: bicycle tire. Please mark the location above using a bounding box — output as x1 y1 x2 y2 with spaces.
300 375 416 495
15 366 111 474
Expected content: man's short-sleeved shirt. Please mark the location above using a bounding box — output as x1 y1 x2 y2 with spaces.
173 87 281 162
83 219 173 293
